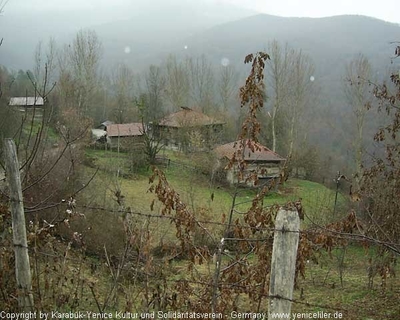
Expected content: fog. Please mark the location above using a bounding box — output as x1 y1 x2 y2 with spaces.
1 0 258 69
1 0 399 70
6 0 400 23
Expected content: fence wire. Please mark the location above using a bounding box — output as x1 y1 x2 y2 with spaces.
2 192 399 317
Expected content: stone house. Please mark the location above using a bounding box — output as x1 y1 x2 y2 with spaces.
155 107 224 151
213 139 286 186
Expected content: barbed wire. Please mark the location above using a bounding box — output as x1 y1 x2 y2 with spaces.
52 204 400 249
2 178 399 316
20 249 386 319
18 248 377 317
3 196 398 317
3 194 398 250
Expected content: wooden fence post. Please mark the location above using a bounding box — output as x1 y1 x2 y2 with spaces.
3 138 34 311
268 209 300 320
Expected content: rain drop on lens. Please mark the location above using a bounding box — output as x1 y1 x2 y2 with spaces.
221 57 230 66
124 46 131 54
310 76 315 82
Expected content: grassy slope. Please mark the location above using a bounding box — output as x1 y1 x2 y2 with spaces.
84 148 350 248
80 148 400 318
293 245 400 319
85 149 348 220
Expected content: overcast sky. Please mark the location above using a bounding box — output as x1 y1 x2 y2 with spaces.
235 0 400 24
4 0 400 24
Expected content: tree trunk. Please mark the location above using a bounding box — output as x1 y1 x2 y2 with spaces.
272 111 277 152
288 113 296 160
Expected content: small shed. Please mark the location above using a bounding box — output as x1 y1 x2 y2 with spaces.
9 97 45 118
9 97 45 108
213 139 286 186
105 123 144 150
156 107 224 151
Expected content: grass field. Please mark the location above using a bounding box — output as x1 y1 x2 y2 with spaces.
80 150 354 258
81 147 351 259
51 239 400 319
82 146 351 251
291 244 400 319
19 150 400 320
84 148 349 222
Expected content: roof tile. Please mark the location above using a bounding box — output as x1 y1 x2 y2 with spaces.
106 123 144 137
214 139 285 162
159 108 224 127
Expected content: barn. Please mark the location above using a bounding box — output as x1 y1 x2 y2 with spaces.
105 123 144 151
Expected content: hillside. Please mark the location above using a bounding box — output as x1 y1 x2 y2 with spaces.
0 1 257 70
84 148 349 225
1 145 396 316
2 12 400 176
92 14 400 114
2 11 399 76
83 14 400 79
89 14 400 81
92 2 258 70
175 14 400 92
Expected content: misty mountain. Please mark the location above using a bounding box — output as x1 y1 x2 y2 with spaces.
0 1 257 70
174 14 400 89
2 8 399 77
155 12 400 132
2 9 400 111
98 14 400 74
95 13 400 99
92 14 400 117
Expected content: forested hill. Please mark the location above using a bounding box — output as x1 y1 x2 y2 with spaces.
2 12 399 75
0 1 257 70
177 14 400 82
93 14 400 75
163 13 399 125
97 13 400 105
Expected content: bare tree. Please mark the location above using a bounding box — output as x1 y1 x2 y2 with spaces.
144 64 165 122
359 45 400 256
344 54 372 188
164 55 189 109
58 29 102 116
34 38 57 96
57 44 76 111
111 63 135 123
266 41 292 152
0 0 7 12
186 55 215 113
218 64 238 112
286 50 316 161
0 0 7 46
